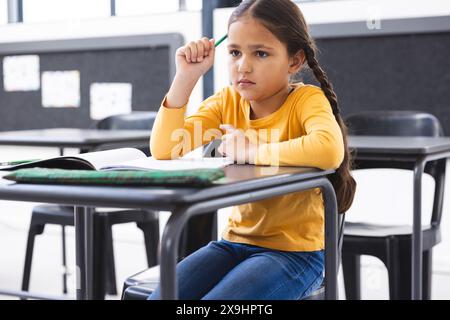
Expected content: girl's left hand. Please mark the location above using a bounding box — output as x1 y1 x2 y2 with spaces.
218 125 256 164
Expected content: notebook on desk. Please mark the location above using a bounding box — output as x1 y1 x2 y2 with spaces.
0 147 233 171
1 147 234 186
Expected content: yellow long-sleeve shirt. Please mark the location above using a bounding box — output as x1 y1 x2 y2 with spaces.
150 83 344 251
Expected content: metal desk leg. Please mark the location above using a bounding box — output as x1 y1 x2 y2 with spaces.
75 206 94 300
160 205 191 300
412 159 425 300
322 179 339 300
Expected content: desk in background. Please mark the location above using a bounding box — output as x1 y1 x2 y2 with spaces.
0 128 151 153
349 135 450 300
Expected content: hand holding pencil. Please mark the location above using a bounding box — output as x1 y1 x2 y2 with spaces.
175 35 227 81
165 35 227 109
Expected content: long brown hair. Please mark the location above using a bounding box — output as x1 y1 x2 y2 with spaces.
228 0 356 213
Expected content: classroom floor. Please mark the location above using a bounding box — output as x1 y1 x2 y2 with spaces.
1 203 450 300
1 146 450 300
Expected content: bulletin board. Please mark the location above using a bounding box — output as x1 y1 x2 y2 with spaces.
299 16 450 134
0 33 183 130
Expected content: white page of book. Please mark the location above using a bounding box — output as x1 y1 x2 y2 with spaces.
100 156 234 171
74 148 147 170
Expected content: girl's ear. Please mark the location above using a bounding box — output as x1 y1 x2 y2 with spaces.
288 49 306 74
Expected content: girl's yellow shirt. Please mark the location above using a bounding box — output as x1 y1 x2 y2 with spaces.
150 83 344 251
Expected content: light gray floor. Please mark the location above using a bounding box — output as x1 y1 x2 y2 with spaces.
1 204 449 300
0 146 449 300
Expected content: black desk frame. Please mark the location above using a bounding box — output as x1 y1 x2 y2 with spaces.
0 168 339 300
354 150 450 300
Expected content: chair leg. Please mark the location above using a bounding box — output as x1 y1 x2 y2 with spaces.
61 226 68 294
386 240 411 300
342 253 361 300
21 223 45 293
385 241 433 300
104 224 117 296
422 250 433 300
137 219 160 267
92 216 107 300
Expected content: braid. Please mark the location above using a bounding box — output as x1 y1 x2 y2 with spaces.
304 43 356 214
304 45 340 117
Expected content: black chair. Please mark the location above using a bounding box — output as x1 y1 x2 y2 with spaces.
343 110 445 300
21 112 159 299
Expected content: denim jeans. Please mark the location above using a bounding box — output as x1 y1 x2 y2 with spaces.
148 239 324 300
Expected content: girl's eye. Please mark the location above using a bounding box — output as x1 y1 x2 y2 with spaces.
229 50 240 57
256 51 268 58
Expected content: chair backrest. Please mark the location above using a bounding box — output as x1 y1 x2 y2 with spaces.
96 111 157 155
346 110 446 226
345 110 443 137
96 111 157 131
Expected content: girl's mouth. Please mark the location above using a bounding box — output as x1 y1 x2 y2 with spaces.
238 79 255 88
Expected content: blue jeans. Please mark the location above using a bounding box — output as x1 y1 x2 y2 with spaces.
148 239 324 300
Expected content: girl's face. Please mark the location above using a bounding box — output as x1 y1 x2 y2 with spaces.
227 16 299 102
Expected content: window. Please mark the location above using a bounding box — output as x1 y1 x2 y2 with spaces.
115 0 179 16
22 0 110 23
0 0 7 25
185 0 202 11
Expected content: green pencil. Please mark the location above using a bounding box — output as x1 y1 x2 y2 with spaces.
215 34 228 47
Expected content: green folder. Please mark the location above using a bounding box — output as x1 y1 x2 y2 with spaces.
4 167 225 187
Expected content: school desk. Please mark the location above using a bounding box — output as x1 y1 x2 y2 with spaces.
0 128 150 152
0 164 339 300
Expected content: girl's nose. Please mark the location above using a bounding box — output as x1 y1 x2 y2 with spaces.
237 57 252 73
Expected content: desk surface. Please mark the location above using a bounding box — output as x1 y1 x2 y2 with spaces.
349 136 450 155
0 128 151 148
0 165 332 211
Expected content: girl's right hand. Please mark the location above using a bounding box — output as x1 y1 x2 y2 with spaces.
175 37 215 81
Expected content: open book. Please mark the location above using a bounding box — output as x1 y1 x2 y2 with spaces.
0 148 234 172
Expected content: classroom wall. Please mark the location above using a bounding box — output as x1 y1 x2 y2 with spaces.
0 10 203 115
2 0 449 112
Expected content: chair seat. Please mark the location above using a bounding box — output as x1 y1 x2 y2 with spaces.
344 222 441 251
32 205 74 225
344 221 436 237
31 204 159 225
124 265 160 289
122 266 159 299
124 283 158 300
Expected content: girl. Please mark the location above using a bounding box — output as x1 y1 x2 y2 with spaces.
149 0 356 300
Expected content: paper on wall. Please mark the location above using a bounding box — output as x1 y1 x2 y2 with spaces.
90 82 132 120
3 55 40 91
41 70 80 108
